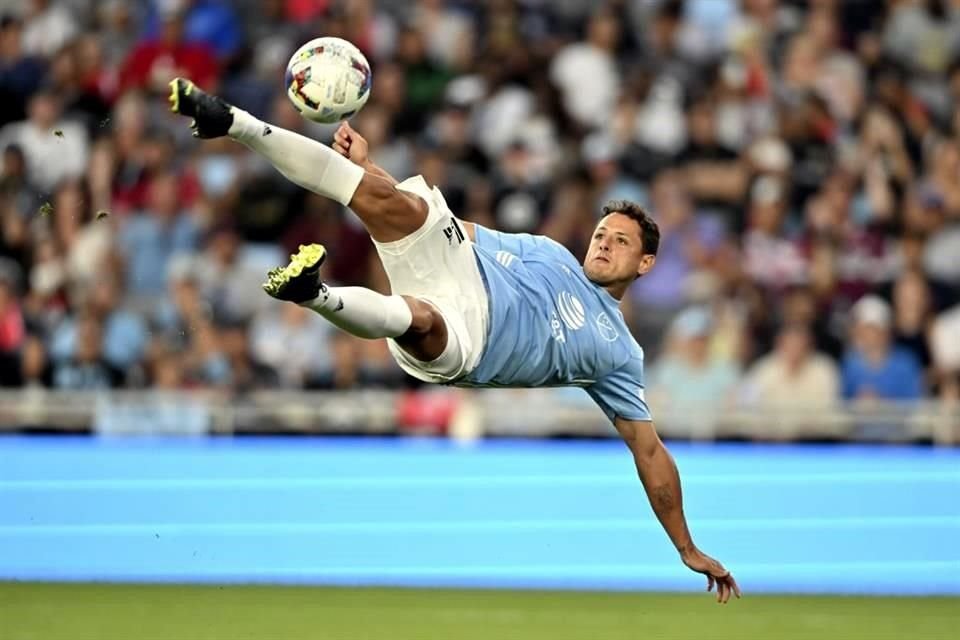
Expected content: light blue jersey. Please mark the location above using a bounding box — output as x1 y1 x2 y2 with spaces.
459 226 652 423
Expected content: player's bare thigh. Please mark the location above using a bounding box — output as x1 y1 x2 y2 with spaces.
347 173 429 243
346 174 478 244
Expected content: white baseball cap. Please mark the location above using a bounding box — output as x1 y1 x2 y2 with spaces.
851 295 892 328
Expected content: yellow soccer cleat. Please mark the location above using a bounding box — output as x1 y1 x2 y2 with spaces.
262 244 328 303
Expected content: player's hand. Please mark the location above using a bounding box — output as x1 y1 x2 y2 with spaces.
681 547 741 604
333 121 369 166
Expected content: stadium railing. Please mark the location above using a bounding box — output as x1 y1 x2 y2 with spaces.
0 389 957 445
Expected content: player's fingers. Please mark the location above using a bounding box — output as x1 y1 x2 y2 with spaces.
706 575 714 592
730 575 742 599
718 580 727 604
332 142 349 156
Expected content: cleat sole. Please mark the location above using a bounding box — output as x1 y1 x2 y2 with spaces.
261 244 326 298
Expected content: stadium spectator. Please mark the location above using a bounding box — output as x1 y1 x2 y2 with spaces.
0 270 23 384
741 175 806 290
549 7 621 130
250 302 334 387
929 303 960 399
49 275 147 371
740 323 840 435
630 170 723 327
151 256 213 352
141 0 243 63
118 171 200 297
0 15 47 127
189 224 280 323
219 319 278 392
51 313 123 389
49 179 112 288
0 87 89 193
888 269 936 374
842 295 924 401
118 2 218 95
18 334 50 388
20 0 78 59
648 307 739 438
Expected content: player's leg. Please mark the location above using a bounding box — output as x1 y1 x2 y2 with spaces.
261 243 448 362
169 78 449 360
168 78 425 244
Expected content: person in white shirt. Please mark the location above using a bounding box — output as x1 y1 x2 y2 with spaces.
740 323 841 439
0 88 88 194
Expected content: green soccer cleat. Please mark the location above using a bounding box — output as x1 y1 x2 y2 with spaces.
262 243 328 303
168 77 234 139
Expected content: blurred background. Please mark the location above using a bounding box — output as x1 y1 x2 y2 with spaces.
0 0 959 440
1 0 959 637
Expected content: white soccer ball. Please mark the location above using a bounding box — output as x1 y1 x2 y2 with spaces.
284 37 372 124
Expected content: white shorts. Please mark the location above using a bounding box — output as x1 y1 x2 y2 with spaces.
373 175 489 383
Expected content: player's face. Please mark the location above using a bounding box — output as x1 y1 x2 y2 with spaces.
583 213 655 286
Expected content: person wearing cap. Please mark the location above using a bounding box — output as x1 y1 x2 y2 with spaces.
841 294 923 401
648 306 739 438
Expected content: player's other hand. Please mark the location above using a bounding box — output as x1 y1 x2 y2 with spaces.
681 547 741 604
333 121 369 166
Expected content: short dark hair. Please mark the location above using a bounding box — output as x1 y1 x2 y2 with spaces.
601 199 660 256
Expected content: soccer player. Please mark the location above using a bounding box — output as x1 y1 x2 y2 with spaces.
169 78 741 603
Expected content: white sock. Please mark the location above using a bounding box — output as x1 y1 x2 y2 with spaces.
228 108 364 206
304 285 413 339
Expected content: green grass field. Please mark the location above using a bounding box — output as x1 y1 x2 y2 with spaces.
2 583 957 640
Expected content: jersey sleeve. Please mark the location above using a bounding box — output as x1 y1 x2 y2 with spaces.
586 358 653 423
473 225 577 266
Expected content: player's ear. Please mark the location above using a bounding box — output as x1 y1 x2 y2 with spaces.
637 254 656 278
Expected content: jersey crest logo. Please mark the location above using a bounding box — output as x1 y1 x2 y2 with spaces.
550 311 565 343
496 251 517 268
596 312 619 341
556 291 585 330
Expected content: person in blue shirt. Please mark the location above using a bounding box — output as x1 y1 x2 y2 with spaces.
169 78 740 604
841 295 924 401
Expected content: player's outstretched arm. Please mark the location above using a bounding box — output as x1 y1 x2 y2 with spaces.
333 121 399 186
614 417 741 604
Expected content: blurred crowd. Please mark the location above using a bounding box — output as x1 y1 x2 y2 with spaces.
0 0 958 418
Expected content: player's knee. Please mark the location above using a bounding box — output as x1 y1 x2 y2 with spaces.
403 297 442 335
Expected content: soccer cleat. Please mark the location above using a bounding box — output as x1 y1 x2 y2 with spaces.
262 243 328 303
168 77 234 139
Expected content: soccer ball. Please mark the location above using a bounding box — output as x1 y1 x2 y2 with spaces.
284 37 372 124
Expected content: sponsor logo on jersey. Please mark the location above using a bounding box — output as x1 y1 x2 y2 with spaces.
496 251 517 268
595 312 619 341
556 291 585 330
550 311 565 343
